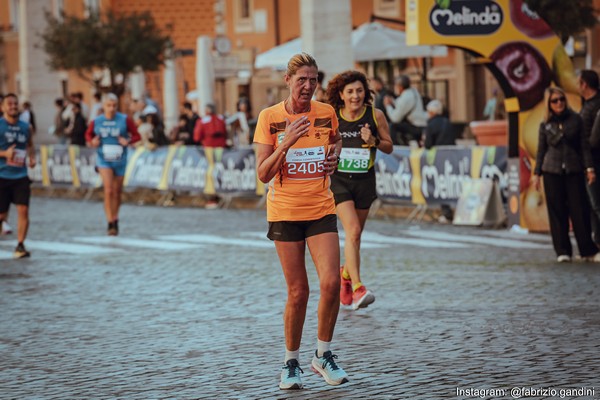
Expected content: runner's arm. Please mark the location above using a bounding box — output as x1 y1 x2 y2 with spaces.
324 129 343 175
374 108 393 154
0 144 15 160
255 115 311 182
329 129 342 158
255 143 286 183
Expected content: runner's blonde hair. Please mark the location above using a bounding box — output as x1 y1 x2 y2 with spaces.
286 53 318 77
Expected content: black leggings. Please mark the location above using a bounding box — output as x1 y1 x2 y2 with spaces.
543 172 597 257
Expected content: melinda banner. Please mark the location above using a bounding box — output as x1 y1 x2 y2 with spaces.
165 145 208 192
374 146 507 205
213 148 259 194
28 145 507 204
28 145 261 196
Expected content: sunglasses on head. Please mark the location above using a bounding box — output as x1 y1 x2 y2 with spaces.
550 97 566 104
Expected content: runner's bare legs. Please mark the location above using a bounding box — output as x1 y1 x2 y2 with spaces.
98 168 116 222
307 232 341 341
336 201 370 286
276 240 309 351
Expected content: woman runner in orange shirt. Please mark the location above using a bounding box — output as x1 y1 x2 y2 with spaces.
254 53 349 390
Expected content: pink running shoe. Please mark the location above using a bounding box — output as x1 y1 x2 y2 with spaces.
352 285 375 310
340 267 353 306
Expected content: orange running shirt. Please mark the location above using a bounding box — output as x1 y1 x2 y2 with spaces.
254 101 339 222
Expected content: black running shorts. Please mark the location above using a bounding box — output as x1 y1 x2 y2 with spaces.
0 176 31 213
330 172 377 210
267 214 338 242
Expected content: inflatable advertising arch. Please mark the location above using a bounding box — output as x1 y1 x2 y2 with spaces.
407 0 581 231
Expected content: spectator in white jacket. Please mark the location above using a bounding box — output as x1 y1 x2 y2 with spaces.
383 75 428 146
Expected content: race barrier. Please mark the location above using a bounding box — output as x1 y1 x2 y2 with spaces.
375 145 507 205
28 145 507 205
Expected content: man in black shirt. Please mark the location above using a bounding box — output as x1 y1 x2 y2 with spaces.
182 102 199 144
578 70 600 245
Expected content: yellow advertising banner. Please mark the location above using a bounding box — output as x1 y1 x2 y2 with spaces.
406 0 579 231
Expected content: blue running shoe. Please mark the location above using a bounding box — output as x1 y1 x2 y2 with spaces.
279 359 303 390
311 350 349 386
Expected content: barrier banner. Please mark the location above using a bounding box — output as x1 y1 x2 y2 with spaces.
202 147 222 195
375 146 507 205
45 145 75 187
165 145 208 192
28 145 507 206
375 147 413 203
213 147 258 195
420 147 472 205
27 146 44 185
68 146 101 188
124 146 171 189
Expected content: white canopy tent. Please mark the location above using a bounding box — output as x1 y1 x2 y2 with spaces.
254 22 448 70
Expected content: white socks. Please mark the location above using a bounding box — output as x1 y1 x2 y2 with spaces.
317 339 331 357
284 348 300 363
284 339 332 362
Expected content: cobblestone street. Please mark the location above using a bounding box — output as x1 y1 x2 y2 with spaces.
1 198 599 399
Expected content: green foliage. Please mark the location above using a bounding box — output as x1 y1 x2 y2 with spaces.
524 0 597 42
40 9 171 91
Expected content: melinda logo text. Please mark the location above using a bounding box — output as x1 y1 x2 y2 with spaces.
430 1 503 35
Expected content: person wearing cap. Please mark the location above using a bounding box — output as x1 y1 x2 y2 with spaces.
142 104 159 116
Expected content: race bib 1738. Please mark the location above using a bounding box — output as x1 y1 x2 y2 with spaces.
337 148 370 173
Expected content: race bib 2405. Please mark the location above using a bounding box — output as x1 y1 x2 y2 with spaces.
285 146 326 180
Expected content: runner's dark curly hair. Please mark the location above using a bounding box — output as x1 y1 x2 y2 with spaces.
325 70 373 111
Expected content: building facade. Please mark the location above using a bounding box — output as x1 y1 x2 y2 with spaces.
1 0 600 143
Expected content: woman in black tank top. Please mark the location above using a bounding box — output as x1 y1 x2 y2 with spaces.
325 71 393 311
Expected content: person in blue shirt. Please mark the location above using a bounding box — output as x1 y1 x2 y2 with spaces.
0 93 36 258
85 93 140 236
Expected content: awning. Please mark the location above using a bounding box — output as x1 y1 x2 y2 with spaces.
254 22 448 70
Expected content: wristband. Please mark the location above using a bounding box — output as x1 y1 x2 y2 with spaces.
587 168 595 173
374 137 381 147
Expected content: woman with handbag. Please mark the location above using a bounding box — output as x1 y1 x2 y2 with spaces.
530 87 600 262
